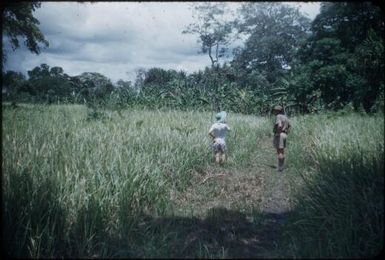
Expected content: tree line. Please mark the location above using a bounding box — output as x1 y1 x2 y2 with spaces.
2 2 384 114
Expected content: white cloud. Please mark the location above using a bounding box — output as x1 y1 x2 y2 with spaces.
3 2 320 83
293 2 321 19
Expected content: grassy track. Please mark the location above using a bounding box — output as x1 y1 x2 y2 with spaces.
2 103 383 258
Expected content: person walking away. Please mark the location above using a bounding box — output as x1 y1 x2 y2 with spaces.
208 111 230 164
272 105 291 172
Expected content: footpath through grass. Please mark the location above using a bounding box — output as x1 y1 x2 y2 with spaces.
2 103 383 258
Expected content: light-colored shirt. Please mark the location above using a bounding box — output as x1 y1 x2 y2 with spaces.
209 122 230 143
275 114 290 133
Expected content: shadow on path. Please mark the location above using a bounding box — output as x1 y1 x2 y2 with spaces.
130 207 291 258
121 136 295 257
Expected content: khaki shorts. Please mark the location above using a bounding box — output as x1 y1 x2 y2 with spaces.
212 138 226 153
273 133 287 149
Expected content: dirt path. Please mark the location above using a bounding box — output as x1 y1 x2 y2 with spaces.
170 136 294 257
174 136 292 215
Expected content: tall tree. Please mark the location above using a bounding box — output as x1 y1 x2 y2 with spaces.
310 2 384 53
2 2 49 63
183 2 234 111
293 2 384 112
27 64 72 102
73 72 114 101
2 70 27 99
183 2 233 67
232 2 311 85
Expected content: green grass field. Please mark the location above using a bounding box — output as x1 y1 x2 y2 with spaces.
2 103 383 258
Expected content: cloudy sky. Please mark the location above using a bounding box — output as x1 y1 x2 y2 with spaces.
3 2 320 83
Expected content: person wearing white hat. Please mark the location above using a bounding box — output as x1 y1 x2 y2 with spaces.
272 105 291 172
208 111 231 164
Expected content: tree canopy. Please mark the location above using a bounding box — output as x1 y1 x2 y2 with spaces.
291 2 384 112
232 2 311 85
3 2 384 114
2 2 49 63
183 2 233 67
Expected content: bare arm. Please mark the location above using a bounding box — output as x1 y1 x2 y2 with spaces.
286 122 291 133
274 123 283 135
208 128 215 140
274 116 283 134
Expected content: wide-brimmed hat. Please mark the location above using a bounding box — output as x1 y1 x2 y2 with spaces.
272 105 283 112
215 111 227 123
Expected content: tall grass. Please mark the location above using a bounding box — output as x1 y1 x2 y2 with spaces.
2 104 268 258
284 113 384 258
3 104 383 258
